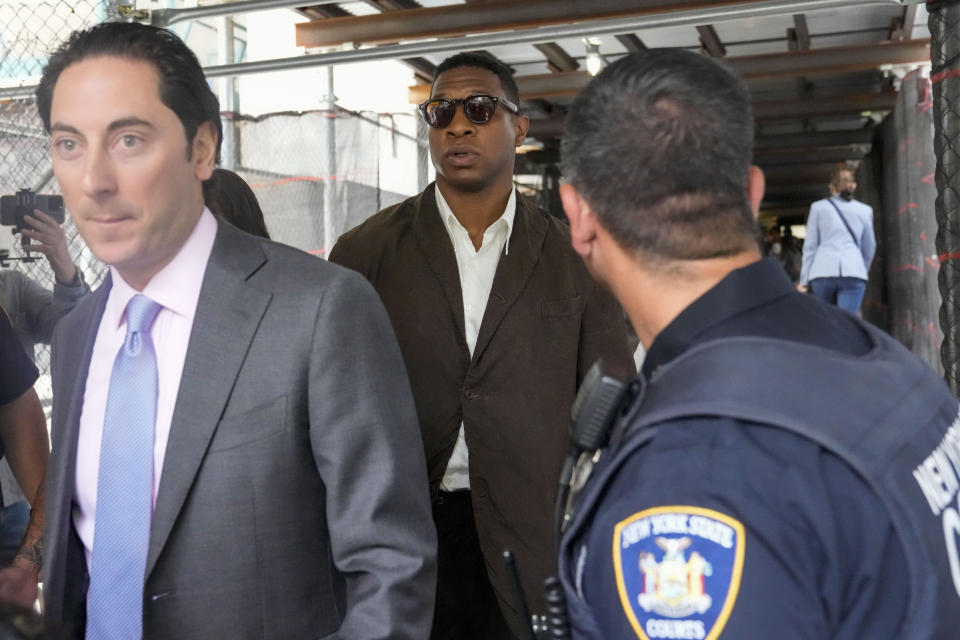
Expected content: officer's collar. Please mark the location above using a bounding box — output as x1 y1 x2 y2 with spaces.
642 258 794 377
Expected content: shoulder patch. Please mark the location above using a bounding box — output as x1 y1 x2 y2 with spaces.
612 506 745 640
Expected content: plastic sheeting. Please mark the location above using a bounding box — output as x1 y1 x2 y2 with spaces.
232 109 427 257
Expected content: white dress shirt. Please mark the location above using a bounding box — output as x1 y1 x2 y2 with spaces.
436 186 516 491
73 209 218 565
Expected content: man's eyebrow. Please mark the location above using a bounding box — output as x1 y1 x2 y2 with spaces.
49 123 80 135
107 117 154 132
49 118 155 136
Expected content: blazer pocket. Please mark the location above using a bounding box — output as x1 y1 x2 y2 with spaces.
541 294 583 319
208 395 288 453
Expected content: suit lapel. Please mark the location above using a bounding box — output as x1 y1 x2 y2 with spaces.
472 195 547 363
413 183 469 352
45 276 110 618
146 224 271 577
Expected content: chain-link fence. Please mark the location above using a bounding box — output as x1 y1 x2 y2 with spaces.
930 0 960 392
0 0 111 510
0 3 429 417
0 1 112 405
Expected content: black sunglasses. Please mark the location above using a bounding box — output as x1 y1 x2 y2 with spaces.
418 94 520 129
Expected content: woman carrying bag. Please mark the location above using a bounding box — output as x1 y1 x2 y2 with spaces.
798 167 877 314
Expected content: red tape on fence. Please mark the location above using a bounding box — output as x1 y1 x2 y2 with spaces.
932 68 960 85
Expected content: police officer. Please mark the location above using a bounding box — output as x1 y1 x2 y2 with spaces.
555 49 960 639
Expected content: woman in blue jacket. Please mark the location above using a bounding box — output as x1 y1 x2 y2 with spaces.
799 168 876 313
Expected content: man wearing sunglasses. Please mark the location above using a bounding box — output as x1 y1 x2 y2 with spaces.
330 52 633 640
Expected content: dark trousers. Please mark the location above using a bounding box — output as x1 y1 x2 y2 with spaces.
431 490 513 640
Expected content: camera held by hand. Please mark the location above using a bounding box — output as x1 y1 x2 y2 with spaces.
0 189 65 239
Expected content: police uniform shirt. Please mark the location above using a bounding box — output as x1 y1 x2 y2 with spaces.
579 258 910 639
1 306 38 405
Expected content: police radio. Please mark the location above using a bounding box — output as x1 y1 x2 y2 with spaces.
504 360 632 639
556 360 631 541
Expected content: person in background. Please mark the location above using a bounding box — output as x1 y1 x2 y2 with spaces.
798 167 876 313
556 47 959 640
780 225 802 283
330 51 633 640
0 308 49 612
2 208 89 359
0 210 87 567
202 168 270 239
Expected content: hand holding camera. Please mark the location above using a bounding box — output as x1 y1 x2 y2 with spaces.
0 189 75 284
20 209 76 284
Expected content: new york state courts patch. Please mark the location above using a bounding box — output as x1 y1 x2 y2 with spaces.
612 506 745 640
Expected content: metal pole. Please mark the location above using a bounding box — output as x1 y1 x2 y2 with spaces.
322 66 338 254
150 0 343 27
416 117 430 192
0 0 902 100
33 169 54 194
218 16 239 170
930 0 960 392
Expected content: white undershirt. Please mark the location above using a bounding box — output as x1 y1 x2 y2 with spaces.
436 186 516 491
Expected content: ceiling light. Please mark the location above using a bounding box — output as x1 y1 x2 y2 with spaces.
584 40 606 76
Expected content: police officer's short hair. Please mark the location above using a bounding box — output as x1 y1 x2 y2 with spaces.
561 49 758 262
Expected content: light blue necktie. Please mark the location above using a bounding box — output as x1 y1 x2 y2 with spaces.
86 294 163 640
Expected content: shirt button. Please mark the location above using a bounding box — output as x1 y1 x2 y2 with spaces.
466 304 473 311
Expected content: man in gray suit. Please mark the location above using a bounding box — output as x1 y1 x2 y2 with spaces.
37 22 436 639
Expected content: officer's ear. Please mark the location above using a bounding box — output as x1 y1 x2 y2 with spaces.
560 182 598 258
747 166 766 220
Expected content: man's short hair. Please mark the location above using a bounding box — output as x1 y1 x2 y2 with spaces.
434 51 520 105
37 22 222 162
561 49 757 262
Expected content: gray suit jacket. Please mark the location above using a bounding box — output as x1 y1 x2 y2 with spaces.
43 221 437 639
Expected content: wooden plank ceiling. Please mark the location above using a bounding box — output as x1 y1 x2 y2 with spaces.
293 0 930 221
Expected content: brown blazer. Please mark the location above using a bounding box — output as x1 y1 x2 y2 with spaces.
329 184 633 633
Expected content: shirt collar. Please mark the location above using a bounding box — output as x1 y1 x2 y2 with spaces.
435 184 517 255
642 258 795 377
106 208 218 329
